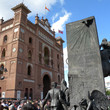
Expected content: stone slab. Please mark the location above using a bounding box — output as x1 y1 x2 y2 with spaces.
66 16 105 110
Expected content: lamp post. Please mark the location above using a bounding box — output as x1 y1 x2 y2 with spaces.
0 65 8 80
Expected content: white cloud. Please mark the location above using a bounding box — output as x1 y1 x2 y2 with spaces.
63 47 68 71
60 0 64 5
63 46 69 85
52 13 59 22
51 10 72 33
0 0 63 20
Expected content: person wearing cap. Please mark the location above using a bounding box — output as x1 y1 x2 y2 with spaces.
17 100 26 110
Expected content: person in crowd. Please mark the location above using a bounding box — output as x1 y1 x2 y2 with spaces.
1 100 7 107
9 101 16 110
44 100 51 110
21 103 36 110
17 100 26 110
0 101 4 110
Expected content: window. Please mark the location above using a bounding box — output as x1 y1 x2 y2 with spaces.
58 75 60 84
29 88 33 99
29 37 32 44
24 88 28 99
57 54 59 59
27 65 31 75
1 48 6 58
57 64 60 71
28 50 32 59
3 35 7 43
39 53 42 64
44 47 49 65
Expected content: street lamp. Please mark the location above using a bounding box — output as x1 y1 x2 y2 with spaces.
0 65 8 80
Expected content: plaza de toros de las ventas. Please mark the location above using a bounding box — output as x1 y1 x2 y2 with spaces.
0 3 64 99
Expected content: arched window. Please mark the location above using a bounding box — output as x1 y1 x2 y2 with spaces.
57 54 59 59
0 64 4 74
44 47 49 65
58 75 60 84
28 50 32 59
1 48 6 58
27 65 31 75
29 88 33 99
3 35 7 43
24 88 28 99
29 37 32 44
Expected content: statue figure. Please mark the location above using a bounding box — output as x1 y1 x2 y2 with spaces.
43 82 63 110
60 79 70 110
87 90 110 110
77 90 110 110
79 99 88 110
100 38 110 77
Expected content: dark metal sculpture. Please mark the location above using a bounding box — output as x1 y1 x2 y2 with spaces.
87 90 110 110
43 82 63 110
43 80 70 110
78 90 110 110
79 99 88 110
100 38 110 77
60 79 70 110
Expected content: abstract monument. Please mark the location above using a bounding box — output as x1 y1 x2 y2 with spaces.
66 16 105 110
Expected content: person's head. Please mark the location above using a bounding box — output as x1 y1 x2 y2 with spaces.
21 103 36 110
61 79 67 87
47 100 51 105
101 38 108 49
61 79 67 91
1 100 6 104
20 100 26 106
51 82 57 88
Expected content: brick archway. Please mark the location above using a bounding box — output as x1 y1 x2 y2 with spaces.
43 75 51 99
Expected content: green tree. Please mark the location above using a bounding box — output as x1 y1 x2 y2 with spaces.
106 90 110 95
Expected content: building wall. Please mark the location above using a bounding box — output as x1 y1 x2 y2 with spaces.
0 3 64 99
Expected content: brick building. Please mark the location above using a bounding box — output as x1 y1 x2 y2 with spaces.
0 3 64 99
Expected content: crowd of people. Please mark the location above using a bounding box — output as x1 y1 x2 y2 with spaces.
0 80 69 110
0 99 51 110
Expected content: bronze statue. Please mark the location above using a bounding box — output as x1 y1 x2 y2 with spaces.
100 38 110 77
87 90 110 110
43 82 62 110
77 90 110 110
60 79 70 110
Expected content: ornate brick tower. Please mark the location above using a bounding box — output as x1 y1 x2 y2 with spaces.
0 3 64 99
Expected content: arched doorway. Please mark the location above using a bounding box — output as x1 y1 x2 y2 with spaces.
43 75 51 98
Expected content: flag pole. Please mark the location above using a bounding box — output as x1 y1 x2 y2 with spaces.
22 0 24 3
45 4 46 19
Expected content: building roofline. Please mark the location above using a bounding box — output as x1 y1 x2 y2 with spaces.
11 3 31 14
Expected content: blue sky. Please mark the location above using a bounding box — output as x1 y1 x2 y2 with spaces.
0 0 110 84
